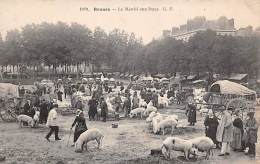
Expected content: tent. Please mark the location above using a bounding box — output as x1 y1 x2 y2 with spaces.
187 75 197 80
160 77 169 82
0 83 19 98
119 73 124 78
128 74 134 77
82 78 88 81
192 79 206 84
109 78 115 81
210 80 256 96
142 76 153 81
153 74 165 79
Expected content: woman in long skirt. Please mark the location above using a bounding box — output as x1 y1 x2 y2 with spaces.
231 110 244 151
204 109 219 147
71 111 88 146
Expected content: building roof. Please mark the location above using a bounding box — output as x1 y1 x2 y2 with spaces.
187 75 197 80
228 73 248 81
172 28 237 38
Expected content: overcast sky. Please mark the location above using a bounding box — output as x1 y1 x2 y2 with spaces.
0 0 260 43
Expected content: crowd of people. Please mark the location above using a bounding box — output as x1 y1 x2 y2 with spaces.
204 107 258 157
17 78 258 159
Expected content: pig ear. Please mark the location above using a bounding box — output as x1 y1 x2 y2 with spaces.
172 139 175 144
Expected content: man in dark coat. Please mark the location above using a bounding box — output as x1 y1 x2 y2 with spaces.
167 88 175 99
23 100 33 117
185 102 197 126
244 111 259 157
57 90 63 102
88 96 98 120
39 99 49 123
176 90 181 104
104 84 109 92
123 95 131 117
100 97 108 122
120 84 124 92
108 87 112 93
19 86 25 97
115 93 122 112
132 91 139 110
43 86 47 95
64 84 68 99
146 90 153 104
140 89 146 100
152 91 158 108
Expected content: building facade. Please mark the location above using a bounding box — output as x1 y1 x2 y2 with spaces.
171 29 236 42
163 16 246 42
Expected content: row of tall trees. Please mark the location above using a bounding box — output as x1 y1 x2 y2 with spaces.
0 22 142 73
136 30 260 77
0 22 259 77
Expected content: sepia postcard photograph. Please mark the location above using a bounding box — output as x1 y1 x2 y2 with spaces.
0 0 260 163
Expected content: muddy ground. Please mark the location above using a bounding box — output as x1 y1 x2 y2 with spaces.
0 105 260 164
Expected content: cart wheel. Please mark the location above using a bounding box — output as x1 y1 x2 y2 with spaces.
214 111 222 120
0 100 17 122
226 98 249 120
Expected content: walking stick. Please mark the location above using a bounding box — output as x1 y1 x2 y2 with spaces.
67 128 72 147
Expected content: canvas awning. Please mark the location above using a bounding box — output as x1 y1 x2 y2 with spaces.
0 83 19 98
210 80 256 96
129 74 134 77
228 73 248 81
192 79 206 84
160 77 169 82
141 76 153 81
124 73 130 77
109 78 115 81
153 74 165 78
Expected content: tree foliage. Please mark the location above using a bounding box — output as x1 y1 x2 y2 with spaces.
0 24 259 77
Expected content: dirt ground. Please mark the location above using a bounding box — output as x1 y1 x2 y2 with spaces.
0 104 260 164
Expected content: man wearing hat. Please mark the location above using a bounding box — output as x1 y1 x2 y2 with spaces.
216 107 233 156
185 102 197 126
115 93 122 112
39 99 49 124
88 95 98 120
244 111 258 157
45 104 61 141
100 97 108 122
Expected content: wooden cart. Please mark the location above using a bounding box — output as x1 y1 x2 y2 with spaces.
203 80 256 120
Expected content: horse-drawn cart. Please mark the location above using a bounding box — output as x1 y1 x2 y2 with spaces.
0 83 21 122
0 83 40 122
203 80 257 120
